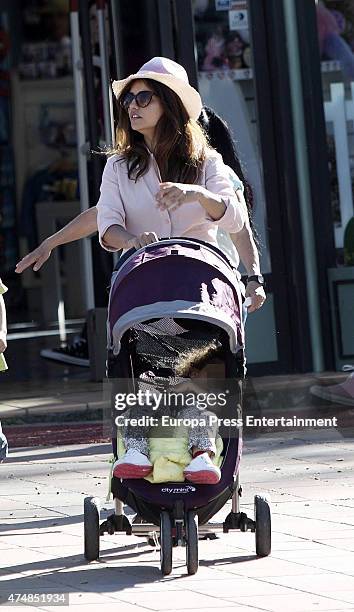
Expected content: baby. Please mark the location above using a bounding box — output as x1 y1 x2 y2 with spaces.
113 340 224 484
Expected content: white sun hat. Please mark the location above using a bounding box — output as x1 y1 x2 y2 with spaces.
112 56 202 121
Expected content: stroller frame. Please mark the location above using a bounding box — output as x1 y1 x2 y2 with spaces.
84 239 271 575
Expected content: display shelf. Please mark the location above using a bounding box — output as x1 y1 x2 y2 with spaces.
321 60 341 73
199 68 253 81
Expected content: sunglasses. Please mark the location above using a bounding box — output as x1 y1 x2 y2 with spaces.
120 90 158 110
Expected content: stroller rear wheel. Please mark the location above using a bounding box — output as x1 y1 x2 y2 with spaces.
84 496 100 561
185 511 199 575
254 495 271 557
160 511 173 576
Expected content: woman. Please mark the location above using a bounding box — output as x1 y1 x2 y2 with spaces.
15 59 265 364
96 56 245 254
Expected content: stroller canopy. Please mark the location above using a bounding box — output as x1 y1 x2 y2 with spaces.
108 239 244 356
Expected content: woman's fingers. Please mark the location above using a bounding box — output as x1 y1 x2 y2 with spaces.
127 232 159 250
156 184 188 211
15 254 36 273
157 192 184 211
139 231 158 246
33 253 50 271
156 187 176 208
15 247 51 273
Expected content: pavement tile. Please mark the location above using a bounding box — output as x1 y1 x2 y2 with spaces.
2 433 354 610
0 508 69 520
183 577 298 597
318 592 354 605
164 609 265 612
0 548 60 571
0 498 37 511
0 589 116 606
262 573 354 593
273 548 354 563
312 538 354 552
115 589 238 609
213 559 334 578
26 403 89 416
41 605 153 612
0 405 27 417
224 593 354 611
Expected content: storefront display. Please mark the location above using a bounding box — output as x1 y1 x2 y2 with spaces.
19 0 72 79
194 0 251 73
193 0 270 277
320 2 354 250
0 12 17 276
318 0 354 79
193 0 275 369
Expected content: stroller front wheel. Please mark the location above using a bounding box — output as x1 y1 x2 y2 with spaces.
185 511 199 575
160 511 173 576
84 496 100 561
254 494 271 557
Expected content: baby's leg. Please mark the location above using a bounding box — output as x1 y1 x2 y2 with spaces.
178 406 221 484
113 404 154 478
177 406 218 456
121 404 151 456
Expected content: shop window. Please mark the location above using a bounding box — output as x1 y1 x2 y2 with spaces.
318 0 354 253
193 0 270 276
317 1 354 369
193 0 277 366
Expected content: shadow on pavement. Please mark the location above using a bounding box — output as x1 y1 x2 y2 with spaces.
4 443 111 463
0 547 259 597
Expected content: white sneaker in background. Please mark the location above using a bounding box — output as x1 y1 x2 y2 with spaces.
310 373 354 406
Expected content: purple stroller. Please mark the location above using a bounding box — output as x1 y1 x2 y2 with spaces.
84 238 271 575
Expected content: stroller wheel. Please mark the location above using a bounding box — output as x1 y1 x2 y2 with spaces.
160 511 173 576
185 511 199 575
254 495 271 557
84 496 100 561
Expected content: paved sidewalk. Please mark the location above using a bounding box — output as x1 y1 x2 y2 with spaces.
1 428 354 611
0 380 105 421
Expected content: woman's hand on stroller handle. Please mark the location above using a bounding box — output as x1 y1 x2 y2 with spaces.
245 283 266 313
125 232 159 250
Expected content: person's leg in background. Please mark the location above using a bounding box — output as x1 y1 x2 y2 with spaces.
310 365 354 406
0 421 8 462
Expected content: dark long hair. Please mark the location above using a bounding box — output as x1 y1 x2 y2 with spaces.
114 79 209 184
198 106 259 245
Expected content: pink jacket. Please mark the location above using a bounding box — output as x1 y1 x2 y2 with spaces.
97 149 245 252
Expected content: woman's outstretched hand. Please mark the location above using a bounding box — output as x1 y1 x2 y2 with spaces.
156 182 201 212
125 232 159 250
15 240 53 273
